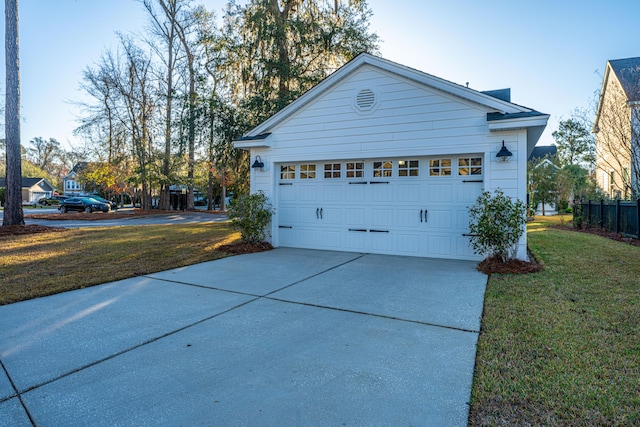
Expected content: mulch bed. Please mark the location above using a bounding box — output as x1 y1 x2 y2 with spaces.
218 241 274 254
0 224 68 237
561 224 640 247
478 254 543 275
24 209 224 221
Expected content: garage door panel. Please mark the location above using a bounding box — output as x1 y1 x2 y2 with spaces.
426 209 453 229
318 229 344 249
426 183 454 202
396 208 421 227
322 184 343 202
428 235 452 255
279 227 296 246
344 184 367 203
370 231 393 252
345 208 367 226
299 185 319 202
296 206 320 225
458 182 483 203
397 183 421 203
343 230 366 251
456 209 472 230
396 233 421 255
320 207 342 226
279 184 296 201
371 185 393 202
279 206 298 225
370 208 393 228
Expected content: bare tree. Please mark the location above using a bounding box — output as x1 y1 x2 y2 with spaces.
4 0 24 225
142 0 183 209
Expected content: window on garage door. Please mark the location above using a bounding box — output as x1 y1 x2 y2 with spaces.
324 163 341 178
300 164 316 179
458 157 483 175
373 160 392 177
429 159 452 176
346 161 364 178
398 160 419 177
280 165 295 180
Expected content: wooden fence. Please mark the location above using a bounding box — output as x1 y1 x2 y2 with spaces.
574 199 640 239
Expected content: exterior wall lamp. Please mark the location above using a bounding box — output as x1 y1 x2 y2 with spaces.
251 155 264 171
496 140 513 162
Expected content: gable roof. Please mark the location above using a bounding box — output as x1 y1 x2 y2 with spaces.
235 53 548 154
594 57 640 131
608 57 640 102
0 177 55 190
528 145 557 162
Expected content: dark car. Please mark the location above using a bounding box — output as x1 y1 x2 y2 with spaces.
83 194 118 210
38 195 68 206
59 197 110 213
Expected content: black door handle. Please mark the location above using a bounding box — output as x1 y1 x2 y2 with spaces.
320 208 323 219
420 209 423 223
424 209 428 223
316 208 319 219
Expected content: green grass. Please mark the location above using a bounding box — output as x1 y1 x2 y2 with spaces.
0 223 239 305
469 216 640 426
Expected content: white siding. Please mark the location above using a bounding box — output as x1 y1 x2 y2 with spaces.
248 64 532 260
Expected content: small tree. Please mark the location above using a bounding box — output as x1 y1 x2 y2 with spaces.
227 191 274 243
468 189 527 262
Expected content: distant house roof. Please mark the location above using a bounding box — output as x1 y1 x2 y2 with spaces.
608 57 640 102
528 145 557 162
0 177 55 191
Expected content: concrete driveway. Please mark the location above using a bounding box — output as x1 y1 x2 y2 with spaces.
0 249 487 426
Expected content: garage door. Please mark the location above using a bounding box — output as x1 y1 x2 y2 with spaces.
277 156 484 260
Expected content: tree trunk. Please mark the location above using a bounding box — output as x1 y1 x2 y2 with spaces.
4 0 24 226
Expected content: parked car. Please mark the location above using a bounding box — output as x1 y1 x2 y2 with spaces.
38 195 68 206
84 195 118 210
59 197 110 213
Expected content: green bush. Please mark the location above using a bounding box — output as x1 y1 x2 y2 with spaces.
227 191 274 243
468 189 527 262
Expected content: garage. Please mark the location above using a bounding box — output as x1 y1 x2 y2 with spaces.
234 53 548 260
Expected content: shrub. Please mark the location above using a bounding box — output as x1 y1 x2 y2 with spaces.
227 191 274 243
468 189 527 262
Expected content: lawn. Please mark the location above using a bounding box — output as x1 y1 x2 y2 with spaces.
469 216 640 426
0 222 240 305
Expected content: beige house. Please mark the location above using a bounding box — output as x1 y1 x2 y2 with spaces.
594 57 640 199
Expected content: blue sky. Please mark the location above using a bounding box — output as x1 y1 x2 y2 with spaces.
3 0 640 151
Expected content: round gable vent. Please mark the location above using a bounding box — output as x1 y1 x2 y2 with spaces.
355 88 376 111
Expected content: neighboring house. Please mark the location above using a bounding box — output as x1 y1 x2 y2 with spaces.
62 162 89 196
0 177 56 205
593 57 640 199
528 145 559 215
528 145 557 163
234 53 548 261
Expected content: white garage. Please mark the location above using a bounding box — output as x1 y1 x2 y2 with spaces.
235 53 548 261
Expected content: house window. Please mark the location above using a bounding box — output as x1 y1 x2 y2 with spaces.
373 161 392 177
429 159 451 176
300 164 316 179
346 161 364 178
398 160 419 177
458 157 483 175
280 165 295 180
324 163 341 178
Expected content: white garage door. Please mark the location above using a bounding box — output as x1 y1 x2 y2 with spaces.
277 156 484 260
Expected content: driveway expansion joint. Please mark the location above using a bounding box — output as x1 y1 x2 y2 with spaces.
0 357 36 425
264 296 480 334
